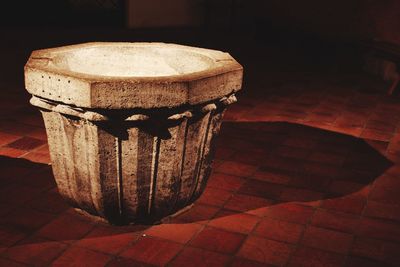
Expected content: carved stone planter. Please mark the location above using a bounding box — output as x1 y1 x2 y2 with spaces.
24 42 243 224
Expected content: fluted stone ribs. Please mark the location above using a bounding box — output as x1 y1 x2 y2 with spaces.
41 107 224 224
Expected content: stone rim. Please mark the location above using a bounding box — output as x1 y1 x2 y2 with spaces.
24 42 243 109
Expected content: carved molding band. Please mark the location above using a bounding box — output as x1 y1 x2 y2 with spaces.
30 94 237 122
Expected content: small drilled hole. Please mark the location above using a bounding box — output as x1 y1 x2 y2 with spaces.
42 90 44 92
68 80 70 83
58 79 60 82
48 76 51 79
41 75 44 78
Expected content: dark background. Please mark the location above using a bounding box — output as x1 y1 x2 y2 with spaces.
0 0 399 93
1 0 399 43
0 0 400 89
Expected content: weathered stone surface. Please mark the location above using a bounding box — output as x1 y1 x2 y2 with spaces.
24 42 243 109
24 42 243 224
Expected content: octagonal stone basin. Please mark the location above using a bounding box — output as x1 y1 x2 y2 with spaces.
24 42 243 224
55 45 215 77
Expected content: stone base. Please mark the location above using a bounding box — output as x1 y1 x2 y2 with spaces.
73 204 195 225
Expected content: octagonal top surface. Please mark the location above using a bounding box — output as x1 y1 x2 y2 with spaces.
24 42 243 109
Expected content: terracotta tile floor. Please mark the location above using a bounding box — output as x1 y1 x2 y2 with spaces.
1 28 400 266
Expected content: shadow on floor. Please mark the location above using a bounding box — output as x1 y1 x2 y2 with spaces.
0 121 393 246
217 121 392 199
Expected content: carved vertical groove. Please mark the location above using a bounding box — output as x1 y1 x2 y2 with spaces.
176 112 211 209
136 130 154 218
148 137 161 215
121 128 139 220
151 120 187 217
41 111 74 204
174 119 189 209
194 109 225 199
190 111 214 202
116 136 123 217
